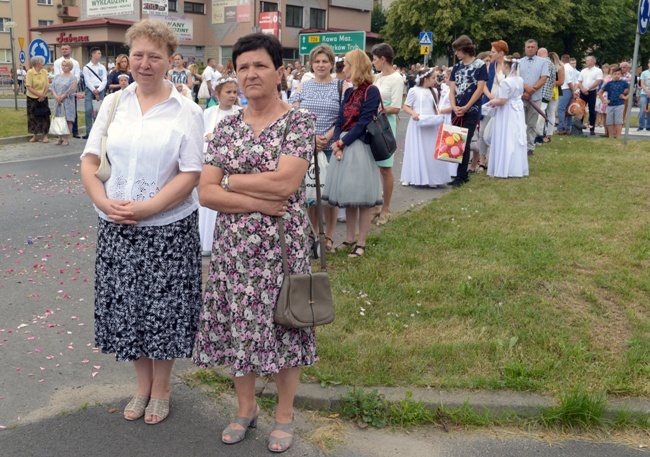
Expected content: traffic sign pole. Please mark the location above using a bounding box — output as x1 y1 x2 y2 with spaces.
624 0 649 144
7 0 18 110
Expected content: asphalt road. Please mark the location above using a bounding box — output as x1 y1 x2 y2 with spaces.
0 118 647 456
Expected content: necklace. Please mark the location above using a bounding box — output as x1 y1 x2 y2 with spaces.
245 99 282 135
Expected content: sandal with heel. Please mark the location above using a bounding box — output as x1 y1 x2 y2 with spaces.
268 418 294 453
222 405 260 444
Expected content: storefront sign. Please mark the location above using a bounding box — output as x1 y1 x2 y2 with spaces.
87 0 134 18
55 32 90 44
165 17 193 42
143 0 168 16
212 0 251 25
259 11 281 38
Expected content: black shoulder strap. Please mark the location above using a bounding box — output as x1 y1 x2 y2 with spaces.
337 79 345 106
85 64 102 82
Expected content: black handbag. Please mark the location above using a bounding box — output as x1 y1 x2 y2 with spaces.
34 100 51 117
274 117 334 328
364 87 397 162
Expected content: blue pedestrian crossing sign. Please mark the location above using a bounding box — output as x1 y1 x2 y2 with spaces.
28 38 50 63
640 0 650 34
419 32 433 45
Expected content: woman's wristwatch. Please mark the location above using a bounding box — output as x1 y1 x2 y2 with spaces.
221 174 230 192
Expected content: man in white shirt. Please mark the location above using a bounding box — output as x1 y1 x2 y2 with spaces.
638 60 650 130
53 44 81 138
577 55 603 135
201 58 219 105
557 54 576 134
82 47 107 139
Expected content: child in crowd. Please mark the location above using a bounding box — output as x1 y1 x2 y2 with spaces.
486 56 528 178
401 68 452 187
199 77 241 256
598 66 629 139
117 73 130 90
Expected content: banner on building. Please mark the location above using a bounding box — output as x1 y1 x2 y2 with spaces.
87 0 134 17
259 11 281 38
165 17 193 41
143 0 168 16
212 0 251 24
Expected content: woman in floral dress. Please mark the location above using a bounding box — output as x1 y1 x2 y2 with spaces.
193 33 317 453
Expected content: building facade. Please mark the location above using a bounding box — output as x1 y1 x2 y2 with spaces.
0 0 373 79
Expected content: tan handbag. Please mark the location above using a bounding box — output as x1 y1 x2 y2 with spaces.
274 116 334 328
95 94 121 183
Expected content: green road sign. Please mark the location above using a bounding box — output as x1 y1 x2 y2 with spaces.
299 31 366 56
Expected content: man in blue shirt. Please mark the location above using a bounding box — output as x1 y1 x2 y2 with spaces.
517 39 549 155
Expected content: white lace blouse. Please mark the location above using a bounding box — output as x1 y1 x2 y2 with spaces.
81 80 204 227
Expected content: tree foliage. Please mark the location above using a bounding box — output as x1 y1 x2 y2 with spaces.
381 0 650 66
371 4 387 34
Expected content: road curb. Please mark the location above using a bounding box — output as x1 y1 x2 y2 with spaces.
206 366 650 422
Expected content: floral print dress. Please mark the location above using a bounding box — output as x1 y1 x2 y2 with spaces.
193 108 319 377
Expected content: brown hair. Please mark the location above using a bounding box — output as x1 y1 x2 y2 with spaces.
490 40 509 55
371 43 395 65
452 35 476 56
308 45 335 72
345 49 374 86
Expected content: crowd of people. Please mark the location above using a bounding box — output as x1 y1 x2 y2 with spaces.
67 18 647 454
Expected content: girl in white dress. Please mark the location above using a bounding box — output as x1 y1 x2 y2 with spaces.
401 68 452 187
199 77 242 255
486 58 529 178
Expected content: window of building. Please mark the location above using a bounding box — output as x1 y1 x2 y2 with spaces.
37 0 54 5
38 20 54 26
221 46 233 67
310 8 325 29
184 2 205 14
283 48 299 62
285 5 302 28
260 2 278 13
0 48 12 63
0 18 10 33
168 0 177 12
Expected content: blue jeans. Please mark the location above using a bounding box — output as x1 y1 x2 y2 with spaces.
557 89 573 132
639 94 649 129
85 88 105 135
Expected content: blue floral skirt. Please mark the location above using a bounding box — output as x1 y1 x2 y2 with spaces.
94 211 202 362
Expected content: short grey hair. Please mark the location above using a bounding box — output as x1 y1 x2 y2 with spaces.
30 56 45 66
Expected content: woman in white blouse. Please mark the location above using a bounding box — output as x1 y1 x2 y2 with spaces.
80 20 204 426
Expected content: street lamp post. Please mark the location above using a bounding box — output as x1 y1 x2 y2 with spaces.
7 0 18 110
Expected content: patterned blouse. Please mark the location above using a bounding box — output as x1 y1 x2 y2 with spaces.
334 83 380 146
289 79 342 148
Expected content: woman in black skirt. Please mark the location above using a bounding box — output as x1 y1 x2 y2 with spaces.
80 20 204 425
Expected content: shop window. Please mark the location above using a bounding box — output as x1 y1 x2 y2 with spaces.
260 1 278 12
310 8 325 29
184 2 205 14
286 5 302 28
168 0 177 12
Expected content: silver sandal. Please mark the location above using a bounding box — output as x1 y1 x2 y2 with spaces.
222 406 259 444
267 419 294 453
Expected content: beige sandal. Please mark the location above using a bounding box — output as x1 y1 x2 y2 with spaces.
123 395 149 421
144 397 170 425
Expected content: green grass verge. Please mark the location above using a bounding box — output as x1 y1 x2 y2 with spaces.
304 135 650 397
0 107 86 138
